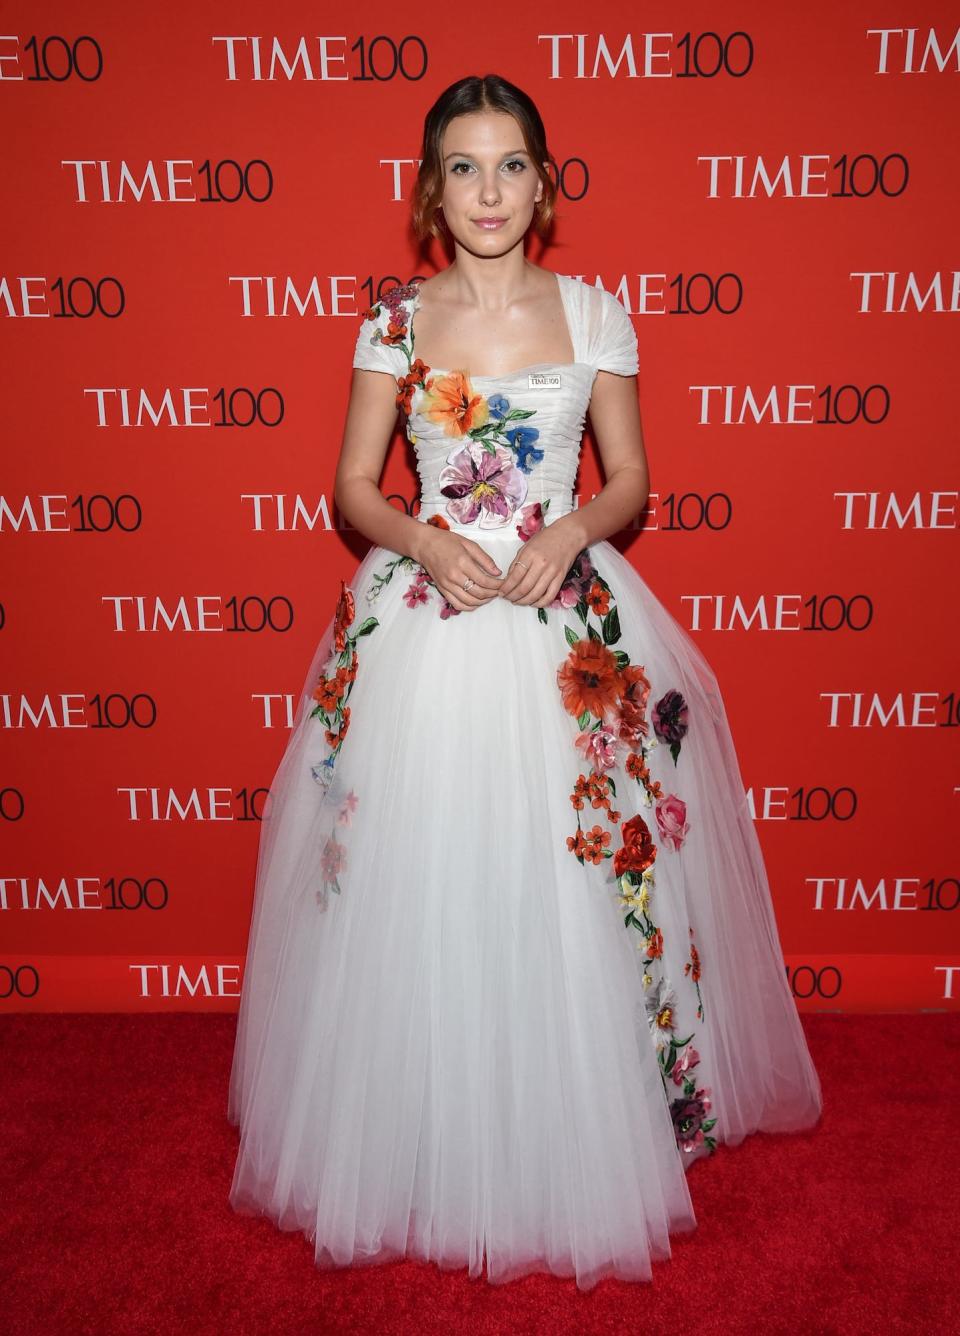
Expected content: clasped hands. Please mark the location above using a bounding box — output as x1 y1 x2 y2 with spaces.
417 518 585 614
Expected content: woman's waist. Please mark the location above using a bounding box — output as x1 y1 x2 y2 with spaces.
414 495 575 538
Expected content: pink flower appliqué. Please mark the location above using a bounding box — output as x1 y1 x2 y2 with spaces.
574 722 620 773
671 1046 701 1085
337 789 359 825
550 549 598 610
655 793 690 851
403 570 430 608
438 440 528 529
516 499 547 541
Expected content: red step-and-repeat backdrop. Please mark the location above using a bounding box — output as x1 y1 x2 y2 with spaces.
3 2 958 1012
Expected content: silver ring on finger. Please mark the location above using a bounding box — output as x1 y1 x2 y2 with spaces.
514 560 528 572
462 576 475 592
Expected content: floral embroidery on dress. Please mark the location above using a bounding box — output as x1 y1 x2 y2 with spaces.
433 384 544 528
308 581 381 908
516 497 550 541
421 369 489 436
549 548 715 1154
364 515 462 619
316 790 360 910
360 283 546 530
644 927 716 1153
652 689 689 765
360 282 430 415
309 579 378 791
438 438 528 529
684 927 706 1022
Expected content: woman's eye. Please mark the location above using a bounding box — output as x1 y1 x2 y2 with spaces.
449 160 526 175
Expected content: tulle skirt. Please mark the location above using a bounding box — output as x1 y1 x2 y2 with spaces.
227 524 822 1291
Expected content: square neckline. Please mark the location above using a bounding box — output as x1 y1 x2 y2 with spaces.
407 269 583 383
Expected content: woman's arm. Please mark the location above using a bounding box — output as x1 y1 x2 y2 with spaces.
333 369 433 563
558 369 650 549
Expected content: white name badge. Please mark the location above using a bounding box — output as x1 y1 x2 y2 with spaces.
527 371 562 389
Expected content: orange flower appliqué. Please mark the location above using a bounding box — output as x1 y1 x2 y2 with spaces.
332 580 355 652
565 824 611 864
585 582 611 616
323 703 351 748
396 357 429 415
556 637 624 721
420 370 490 437
312 671 344 711
381 317 409 346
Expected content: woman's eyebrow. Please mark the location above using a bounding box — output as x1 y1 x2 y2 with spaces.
442 149 530 161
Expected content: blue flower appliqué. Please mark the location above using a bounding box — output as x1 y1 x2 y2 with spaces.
473 392 544 475
506 425 544 473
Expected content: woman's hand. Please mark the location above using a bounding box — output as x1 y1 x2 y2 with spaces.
497 518 586 608
416 528 505 612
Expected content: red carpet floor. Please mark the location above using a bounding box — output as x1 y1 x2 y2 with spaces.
1 1012 956 1335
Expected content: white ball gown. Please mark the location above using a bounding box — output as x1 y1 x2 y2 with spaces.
227 270 822 1291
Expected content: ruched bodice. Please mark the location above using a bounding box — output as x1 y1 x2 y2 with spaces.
352 271 640 535
408 362 596 528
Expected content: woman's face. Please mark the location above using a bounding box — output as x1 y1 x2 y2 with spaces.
437 109 544 256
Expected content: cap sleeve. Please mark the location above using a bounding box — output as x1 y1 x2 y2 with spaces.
594 288 639 376
351 297 407 377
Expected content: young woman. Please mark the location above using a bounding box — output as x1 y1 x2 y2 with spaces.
227 72 822 1291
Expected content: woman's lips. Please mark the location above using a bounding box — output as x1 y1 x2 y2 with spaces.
473 217 507 229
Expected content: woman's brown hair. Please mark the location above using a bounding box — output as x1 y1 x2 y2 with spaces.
412 73 558 242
